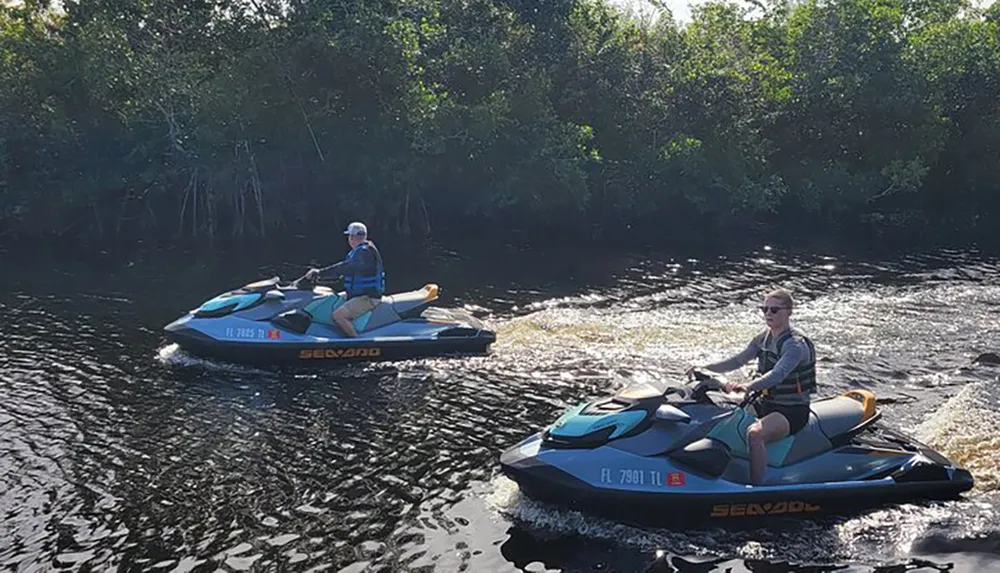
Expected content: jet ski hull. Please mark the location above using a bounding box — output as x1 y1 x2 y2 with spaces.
498 378 975 527
500 433 974 527
165 317 495 364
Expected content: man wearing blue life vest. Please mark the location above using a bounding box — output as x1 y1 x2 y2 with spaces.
686 288 816 485
304 221 386 337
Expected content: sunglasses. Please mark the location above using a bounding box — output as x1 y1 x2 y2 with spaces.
759 305 789 314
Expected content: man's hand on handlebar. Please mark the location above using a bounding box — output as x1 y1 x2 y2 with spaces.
724 381 748 394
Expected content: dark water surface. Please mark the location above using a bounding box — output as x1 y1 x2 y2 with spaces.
2 239 999 572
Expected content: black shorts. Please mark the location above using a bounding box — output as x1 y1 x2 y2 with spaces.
754 401 811 434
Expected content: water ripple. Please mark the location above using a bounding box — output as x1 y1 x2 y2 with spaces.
0 245 998 571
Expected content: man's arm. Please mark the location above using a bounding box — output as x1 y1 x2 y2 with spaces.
318 248 373 279
703 339 759 373
315 260 345 278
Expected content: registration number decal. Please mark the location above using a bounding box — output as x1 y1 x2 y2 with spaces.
600 468 682 487
226 327 263 339
224 328 282 340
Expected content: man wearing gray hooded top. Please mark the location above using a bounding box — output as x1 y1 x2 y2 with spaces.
686 288 816 486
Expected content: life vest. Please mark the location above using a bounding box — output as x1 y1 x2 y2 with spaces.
343 241 385 298
756 328 817 397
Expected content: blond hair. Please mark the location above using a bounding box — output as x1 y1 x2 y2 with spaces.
765 288 794 309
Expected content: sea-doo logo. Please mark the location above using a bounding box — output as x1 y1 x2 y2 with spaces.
267 329 281 340
299 348 383 360
710 501 821 518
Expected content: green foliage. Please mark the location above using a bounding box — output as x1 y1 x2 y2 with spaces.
1 0 998 240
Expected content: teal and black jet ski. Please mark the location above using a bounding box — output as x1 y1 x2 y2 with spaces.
164 274 495 364
499 371 974 526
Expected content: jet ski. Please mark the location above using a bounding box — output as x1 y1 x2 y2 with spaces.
163 274 495 364
499 371 974 526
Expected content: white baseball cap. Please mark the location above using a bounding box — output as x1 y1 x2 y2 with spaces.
343 221 367 236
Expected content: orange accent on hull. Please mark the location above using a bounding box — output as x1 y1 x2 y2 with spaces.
843 389 877 422
423 284 440 302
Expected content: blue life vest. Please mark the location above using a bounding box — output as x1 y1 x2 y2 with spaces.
343 241 385 298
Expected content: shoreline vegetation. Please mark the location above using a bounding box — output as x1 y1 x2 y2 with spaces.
2 0 999 247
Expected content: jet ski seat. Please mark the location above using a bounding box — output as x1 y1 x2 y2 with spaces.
708 392 877 467
299 284 440 333
365 284 439 330
383 284 439 315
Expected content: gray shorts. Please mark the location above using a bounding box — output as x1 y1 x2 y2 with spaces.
338 295 378 320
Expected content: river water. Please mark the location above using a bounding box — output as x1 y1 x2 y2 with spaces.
1 238 998 572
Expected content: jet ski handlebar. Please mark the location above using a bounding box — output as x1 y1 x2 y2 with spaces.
686 368 762 407
290 271 342 290
290 273 314 289
684 368 727 401
739 389 763 409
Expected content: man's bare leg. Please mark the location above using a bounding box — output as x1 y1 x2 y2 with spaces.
745 412 790 485
333 306 358 337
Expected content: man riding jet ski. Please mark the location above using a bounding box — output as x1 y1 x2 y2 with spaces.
498 371 974 526
686 288 819 486
303 221 386 339
163 223 495 364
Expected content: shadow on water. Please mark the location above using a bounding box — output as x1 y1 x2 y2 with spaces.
1 237 999 571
